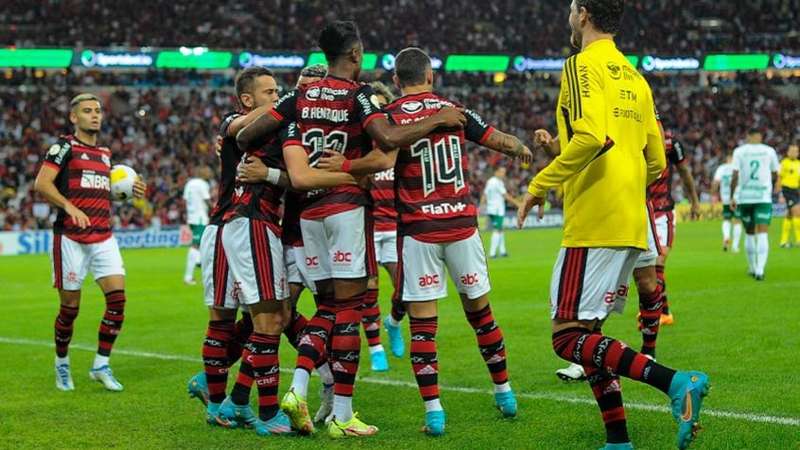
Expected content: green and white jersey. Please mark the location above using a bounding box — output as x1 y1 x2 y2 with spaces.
713 162 737 205
732 143 779 204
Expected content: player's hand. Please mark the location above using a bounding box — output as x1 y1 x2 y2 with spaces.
533 129 553 148
517 192 545 229
65 203 90 229
133 178 147 199
690 202 701 221
435 107 467 129
214 135 223 157
517 145 534 167
317 150 346 172
237 157 268 183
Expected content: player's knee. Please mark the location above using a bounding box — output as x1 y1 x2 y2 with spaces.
461 293 489 313
58 290 81 307
633 269 658 295
367 276 379 290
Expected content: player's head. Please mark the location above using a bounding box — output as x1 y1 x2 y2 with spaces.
196 165 213 180
318 21 363 78
369 81 395 107
746 128 763 144
788 144 799 159
234 67 279 111
297 64 327 87
393 47 433 91
569 0 625 49
494 167 507 179
69 93 103 135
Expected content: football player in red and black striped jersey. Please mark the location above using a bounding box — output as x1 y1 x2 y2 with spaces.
35 93 146 393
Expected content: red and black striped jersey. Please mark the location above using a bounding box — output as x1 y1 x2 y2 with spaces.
209 111 245 225
281 190 304 247
271 75 385 220
371 168 397 232
225 123 297 233
42 134 113 244
386 92 494 243
647 131 687 213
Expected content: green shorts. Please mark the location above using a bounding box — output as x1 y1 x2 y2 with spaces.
737 203 772 229
722 204 740 220
190 224 206 246
489 215 504 230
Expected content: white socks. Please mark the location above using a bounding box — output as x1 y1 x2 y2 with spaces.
756 232 769 276
184 247 200 282
494 381 512 394
489 231 501 257
93 354 109 370
732 223 743 251
745 235 757 274
722 220 731 242
333 395 353 422
499 232 507 255
424 398 443 412
291 368 311 398
385 315 400 327
369 344 385 354
56 355 70 366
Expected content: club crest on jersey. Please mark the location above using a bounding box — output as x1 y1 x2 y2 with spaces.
401 101 424 114
48 144 62 155
305 87 321 100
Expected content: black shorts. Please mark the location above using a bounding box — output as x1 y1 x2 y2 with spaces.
783 187 799 209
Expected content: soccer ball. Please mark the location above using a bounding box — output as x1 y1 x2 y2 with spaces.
110 164 138 201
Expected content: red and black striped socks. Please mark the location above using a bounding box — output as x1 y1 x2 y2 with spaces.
203 320 235 404
638 284 664 357
465 305 510 391
96 290 125 363
55 304 79 358
231 333 281 420
656 265 670 314
226 313 253 364
553 328 675 394
331 294 364 422
585 366 629 444
410 316 441 411
283 308 309 349
361 288 383 349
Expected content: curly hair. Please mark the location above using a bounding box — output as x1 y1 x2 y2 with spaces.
576 0 625 35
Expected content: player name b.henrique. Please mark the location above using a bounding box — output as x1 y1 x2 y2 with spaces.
301 106 349 122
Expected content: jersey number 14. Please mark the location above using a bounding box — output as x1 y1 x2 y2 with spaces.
411 136 465 197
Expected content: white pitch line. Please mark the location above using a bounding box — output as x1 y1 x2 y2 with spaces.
2 336 798 427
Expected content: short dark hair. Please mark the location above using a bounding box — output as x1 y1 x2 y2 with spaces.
318 21 361 64
300 64 328 79
235 67 274 100
394 47 431 88
748 127 762 135
576 0 625 35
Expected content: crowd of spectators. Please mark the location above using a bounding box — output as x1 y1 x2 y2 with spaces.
2 0 798 55
1 70 798 231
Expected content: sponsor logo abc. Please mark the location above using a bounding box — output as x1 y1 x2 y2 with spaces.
333 250 352 263
460 273 480 286
305 256 319 267
418 274 440 288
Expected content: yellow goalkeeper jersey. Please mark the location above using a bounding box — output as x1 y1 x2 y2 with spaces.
528 39 666 249
780 158 800 189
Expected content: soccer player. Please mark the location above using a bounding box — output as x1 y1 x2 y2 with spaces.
236 21 466 437
517 2 709 449
712 153 742 252
182 166 212 285
779 144 800 247
647 130 699 325
378 47 532 436
34 93 146 392
481 166 521 258
730 129 781 281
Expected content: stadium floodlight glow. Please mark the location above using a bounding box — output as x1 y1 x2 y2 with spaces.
445 55 510 72
155 50 233 69
238 52 306 69
512 56 566 72
0 48 73 68
306 52 378 70
703 54 770 71
641 56 701 72
80 50 154 68
772 53 800 70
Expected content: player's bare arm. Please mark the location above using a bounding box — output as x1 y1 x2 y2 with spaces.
711 179 721 204
236 156 291 188
365 108 466 151
236 113 282 151
730 170 739 209
283 145 357 190
225 106 274 138
34 164 90 229
317 148 398 177
676 163 701 219
534 129 561 157
483 130 534 165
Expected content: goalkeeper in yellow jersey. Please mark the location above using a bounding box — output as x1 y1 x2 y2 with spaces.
517 1 709 449
780 144 800 247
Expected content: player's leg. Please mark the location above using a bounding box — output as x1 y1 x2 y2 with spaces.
282 246 309 350
721 206 733 251
780 203 792 248
740 205 758 276
654 213 674 324
732 207 743 253
382 258 405 358
184 224 203 285
550 247 709 449
634 266 663 358
362 270 387 371
488 215 503 258
90 237 127 391
50 233 87 391
399 233 447 435
753 203 773 280
792 202 800 244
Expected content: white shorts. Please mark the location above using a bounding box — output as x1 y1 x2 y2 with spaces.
550 247 640 321
200 224 240 310
654 211 675 249
398 229 491 302
300 207 377 281
51 234 125 291
284 245 317 294
374 230 398 264
221 217 288 305
635 206 661 269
